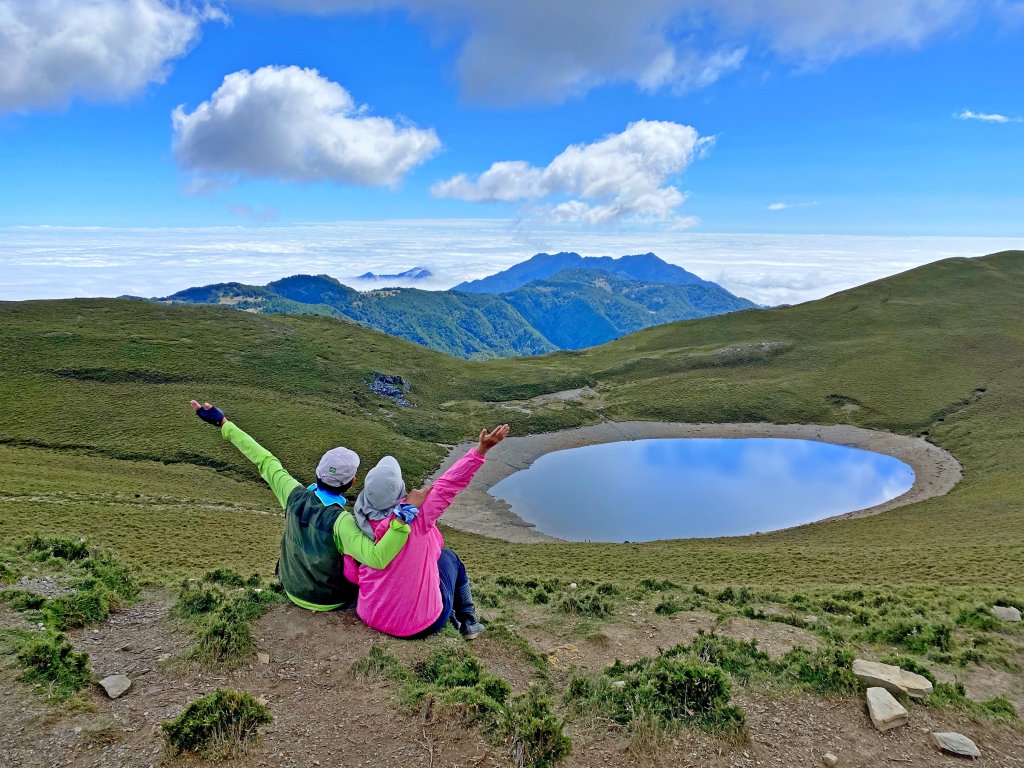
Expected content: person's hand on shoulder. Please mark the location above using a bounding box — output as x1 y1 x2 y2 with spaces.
475 424 510 456
405 484 432 508
190 399 227 427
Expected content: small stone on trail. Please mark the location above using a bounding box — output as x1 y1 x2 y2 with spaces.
931 732 981 759
99 674 132 699
865 687 908 732
822 752 838 766
805 615 819 625
612 680 626 688
257 652 270 665
992 605 1021 622
569 583 578 590
120 644 132 652
257 696 269 706
156 653 171 663
853 658 933 698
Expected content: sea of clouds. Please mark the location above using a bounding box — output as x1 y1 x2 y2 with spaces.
1 221 1020 306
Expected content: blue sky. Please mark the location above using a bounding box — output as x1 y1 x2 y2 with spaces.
1 0 1022 235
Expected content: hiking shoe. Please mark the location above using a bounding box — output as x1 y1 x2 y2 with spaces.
461 620 485 640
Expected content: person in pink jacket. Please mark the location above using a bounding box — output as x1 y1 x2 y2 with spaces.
346 424 509 640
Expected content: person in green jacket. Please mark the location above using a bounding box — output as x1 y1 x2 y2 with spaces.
189 399 421 611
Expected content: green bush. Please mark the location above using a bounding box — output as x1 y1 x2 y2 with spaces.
531 589 550 605
956 606 1000 631
82 553 139 601
172 582 224 617
21 536 90 562
43 587 110 630
654 598 684 616
415 647 483 688
350 644 410 681
572 652 745 736
0 589 47 611
16 633 90 700
776 647 857 693
557 592 612 617
193 618 254 664
503 685 572 768
927 682 1019 721
161 688 272 756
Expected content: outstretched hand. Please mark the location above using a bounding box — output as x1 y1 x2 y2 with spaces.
475 424 510 456
405 483 432 508
190 400 227 427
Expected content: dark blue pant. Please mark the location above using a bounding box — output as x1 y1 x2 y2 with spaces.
410 547 468 639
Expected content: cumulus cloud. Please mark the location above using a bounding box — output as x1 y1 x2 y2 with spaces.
243 0 988 104
955 109 1022 123
0 0 221 113
172 65 441 187
432 120 708 225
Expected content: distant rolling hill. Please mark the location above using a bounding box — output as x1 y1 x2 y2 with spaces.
160 253 755 359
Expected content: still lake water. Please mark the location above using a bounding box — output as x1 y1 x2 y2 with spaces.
488 438 915 542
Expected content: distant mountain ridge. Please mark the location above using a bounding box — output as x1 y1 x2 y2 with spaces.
160 253 756 359
357 267 432 281
454 251 717 294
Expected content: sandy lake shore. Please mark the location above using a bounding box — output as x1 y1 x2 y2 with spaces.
429 421 963 543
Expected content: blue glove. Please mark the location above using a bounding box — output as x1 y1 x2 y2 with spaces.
195 404 225 426
393 504 420 524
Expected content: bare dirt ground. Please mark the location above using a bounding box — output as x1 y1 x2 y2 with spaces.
429 421 963 543
3 594 1021 768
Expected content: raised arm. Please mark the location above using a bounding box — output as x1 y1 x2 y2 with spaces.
190 400 301 510
334 513 410 569
419 424 509 527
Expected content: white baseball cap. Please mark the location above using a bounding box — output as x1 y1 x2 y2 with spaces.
316 447 360 489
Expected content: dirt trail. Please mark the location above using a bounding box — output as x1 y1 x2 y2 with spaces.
430 421 963 543
3 596 1021 768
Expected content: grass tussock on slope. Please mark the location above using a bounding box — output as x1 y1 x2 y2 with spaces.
0 252 1023 593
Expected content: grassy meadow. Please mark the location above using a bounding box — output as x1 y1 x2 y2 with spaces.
0 250 1023 597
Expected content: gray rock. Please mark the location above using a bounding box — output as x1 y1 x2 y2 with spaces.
993 605 1021 622
865 687 908 732
931 731 981 758
257 652 270 665
853 658 933 698
98 674 132 699
822 752 838 766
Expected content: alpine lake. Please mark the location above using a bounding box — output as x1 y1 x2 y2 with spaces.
488 438 915 542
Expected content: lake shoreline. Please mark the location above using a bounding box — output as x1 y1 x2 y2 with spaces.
430 421 963 544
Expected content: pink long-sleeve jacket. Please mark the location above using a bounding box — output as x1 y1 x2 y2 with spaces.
347 448 485 637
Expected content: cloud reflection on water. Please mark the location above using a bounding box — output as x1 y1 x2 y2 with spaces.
489 438 915 541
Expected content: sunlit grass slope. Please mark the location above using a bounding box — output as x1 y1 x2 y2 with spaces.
1 251 1022 591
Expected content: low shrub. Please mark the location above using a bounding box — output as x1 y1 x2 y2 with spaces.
193 618 254 664
570 651 746 737
43 587 110 630
172 582 224 618
161 688 272 757
927 682 1019 721
21 536 90 562
638 578 678 592
531 589 550 605
557 592 612 617
956 606 1000 631
503 685 572 768
16 633 90 700
0 589 47 612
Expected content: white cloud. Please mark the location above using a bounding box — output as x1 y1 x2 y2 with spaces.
768 201 819 211
432 120 709 225
2 223 1021 306
0 0 221 113
243 0 989 104
172 65 441 187
955 109 1022 123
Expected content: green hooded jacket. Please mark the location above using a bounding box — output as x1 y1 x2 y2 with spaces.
221 421 410 610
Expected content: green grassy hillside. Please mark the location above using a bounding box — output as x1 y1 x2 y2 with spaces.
1 251 1023 595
